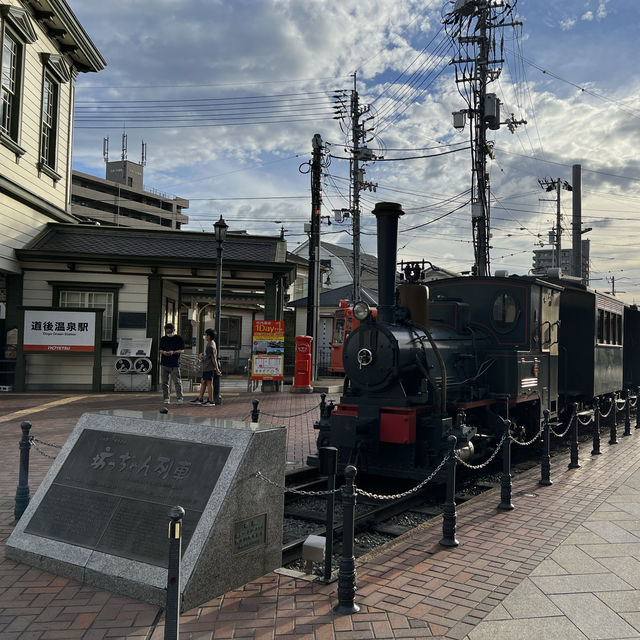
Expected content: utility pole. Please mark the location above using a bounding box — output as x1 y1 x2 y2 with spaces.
538 178 572 270
447 0 524 277
333 74 377 303
350 74 365 303
307 134 323 380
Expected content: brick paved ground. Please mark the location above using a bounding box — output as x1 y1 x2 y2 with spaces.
1 390 640 638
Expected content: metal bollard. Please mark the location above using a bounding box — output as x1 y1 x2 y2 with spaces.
251 399 260 423
320 393 327 417
14 421 32 523
333 465 360 615
609 394 618 445
568 404 580 469
540 410 552 485
319 446 338 584
164 505 185 640
624 389 631 436
498 420 514 511
636 386 640 430
592 397 601 455
440 435 459 547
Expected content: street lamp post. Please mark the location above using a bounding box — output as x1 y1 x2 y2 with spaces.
213 215 228 352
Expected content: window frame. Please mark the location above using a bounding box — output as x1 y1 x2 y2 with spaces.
0 4 36 157
219 315 241 348
50 282 122 347
38 53 68 181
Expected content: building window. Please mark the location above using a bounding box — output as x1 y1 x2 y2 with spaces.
1 31 17 136
40 72 58 169
39 54 68 181
219 316 241 347
0 5 36 156
51 282 123 343
59 291 114 341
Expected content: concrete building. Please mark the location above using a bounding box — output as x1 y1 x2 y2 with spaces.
532 239 590 284
71 160 189 230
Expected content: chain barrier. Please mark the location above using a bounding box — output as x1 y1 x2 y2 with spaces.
630 397 638 409
455 431 507 469
356 454 450 501
510 423 543 447
550 408 576 438
598 397 614 419
258 402 322 419
30 436 62 450
29 439 58 460
254 470 340 496
616 397 627 409
577 412 594 427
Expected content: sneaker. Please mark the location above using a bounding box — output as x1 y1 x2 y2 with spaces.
163 398 170 404
189 398 203 405
202 401 215 406
177 399 184 405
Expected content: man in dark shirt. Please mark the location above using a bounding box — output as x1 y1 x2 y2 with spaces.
159 322 185 405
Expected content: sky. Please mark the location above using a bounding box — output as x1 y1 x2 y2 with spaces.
68 0 640 303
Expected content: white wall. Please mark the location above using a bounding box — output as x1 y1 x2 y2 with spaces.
21 268 148 390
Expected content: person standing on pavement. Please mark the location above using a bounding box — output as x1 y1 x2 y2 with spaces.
159 322 185 405
190 328 221 406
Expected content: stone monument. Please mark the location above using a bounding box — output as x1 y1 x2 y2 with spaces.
6 410 286 609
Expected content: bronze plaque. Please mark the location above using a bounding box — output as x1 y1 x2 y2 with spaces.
233 514 267 555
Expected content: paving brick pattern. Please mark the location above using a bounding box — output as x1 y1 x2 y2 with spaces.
0 391 639 638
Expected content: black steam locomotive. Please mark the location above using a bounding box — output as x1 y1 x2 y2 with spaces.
308 202 640 479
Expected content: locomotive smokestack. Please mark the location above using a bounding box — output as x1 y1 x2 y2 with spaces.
372 202 404 323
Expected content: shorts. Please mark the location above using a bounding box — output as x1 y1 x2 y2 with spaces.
202 370 214 381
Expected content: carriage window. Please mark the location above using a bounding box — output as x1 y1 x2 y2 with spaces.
597 309 604 343
617 314 623 345
491 292 518 331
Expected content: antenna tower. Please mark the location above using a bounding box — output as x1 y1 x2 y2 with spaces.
121 132 127 161
445 0 525 276
141 140 147 166
102 137 109 163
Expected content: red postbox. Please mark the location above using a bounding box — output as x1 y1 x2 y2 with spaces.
293 335 313 392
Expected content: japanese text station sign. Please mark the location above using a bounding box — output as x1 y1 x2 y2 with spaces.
23 310 97 352
251 320 284 381
25 429 231 567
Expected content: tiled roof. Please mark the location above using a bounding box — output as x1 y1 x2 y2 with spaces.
23 224 282 263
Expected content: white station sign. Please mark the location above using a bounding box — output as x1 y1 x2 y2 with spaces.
24 310 97 352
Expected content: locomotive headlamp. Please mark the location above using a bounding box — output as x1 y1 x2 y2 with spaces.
353 301 371 321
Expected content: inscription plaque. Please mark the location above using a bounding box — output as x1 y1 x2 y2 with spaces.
233 513 267 555
25 429 230 567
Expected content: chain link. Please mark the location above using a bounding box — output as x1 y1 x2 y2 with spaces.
30 436 62 449
577 412 594 426
356 454 450 501
455 431 507 469
258 402 322 419
510 423 543 447
254 471 340 496
629 397 638 409
550 409 576 438
30 440 58 459
598 398 613 419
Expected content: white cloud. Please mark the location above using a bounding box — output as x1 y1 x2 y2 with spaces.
67 0 640 302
